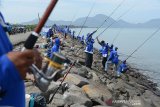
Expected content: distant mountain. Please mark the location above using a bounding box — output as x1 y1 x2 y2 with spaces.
22 19 71 26
21 14 160 28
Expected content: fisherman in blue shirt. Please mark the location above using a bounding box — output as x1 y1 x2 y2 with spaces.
112 53 119 72
0 12 42 107
110 44 114 52
64 26 68 39
96 37 109 69
47 37 60 58
117 60 128 77
105 47 118 72
51 38 60 53
81 35 84 45
85 30 97 68
72 31 75 39
46 28 53 38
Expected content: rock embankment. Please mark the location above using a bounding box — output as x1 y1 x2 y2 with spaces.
12 33 160 107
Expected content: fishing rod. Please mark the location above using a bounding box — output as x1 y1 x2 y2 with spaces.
68 9 79 27
95 0 126 32
77 0 96 37
47 61 76 104
95 5 135 39
112 28 123 44
119 52 136 59
125 27 160 61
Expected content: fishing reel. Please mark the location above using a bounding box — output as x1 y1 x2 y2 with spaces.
30 52 68 92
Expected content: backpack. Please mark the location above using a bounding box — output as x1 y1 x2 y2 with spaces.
29 93 47 107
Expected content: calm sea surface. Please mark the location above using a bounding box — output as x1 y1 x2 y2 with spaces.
72 28 160 86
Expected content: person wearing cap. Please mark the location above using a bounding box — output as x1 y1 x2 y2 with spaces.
109 44 114 52
84 30 97 68
112 53 119 72
72 31 75 39
0 12 42 107
47 37 60 58
117 60 128 77
105 47 118 72
81 35 84 45
46 28 53 38
96 37 109 69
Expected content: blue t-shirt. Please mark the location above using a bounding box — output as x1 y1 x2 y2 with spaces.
0 24 25 107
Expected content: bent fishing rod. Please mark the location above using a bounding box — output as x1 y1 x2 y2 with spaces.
95 0 126 32
125 27 160 61
95 5 135 39
77 0 96 37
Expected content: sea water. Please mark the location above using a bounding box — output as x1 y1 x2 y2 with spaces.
72 28 160 86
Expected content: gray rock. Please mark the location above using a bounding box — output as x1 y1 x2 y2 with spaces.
49 93 65 107
77 66 89 78
93 106 113 107
143 90 160 107
63 89 92 106
91 72 100 82
82 84 112 102
64 74 90 87
70 104 87 107
67 85 86 96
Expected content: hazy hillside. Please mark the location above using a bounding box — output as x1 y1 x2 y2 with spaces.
22 14 160 28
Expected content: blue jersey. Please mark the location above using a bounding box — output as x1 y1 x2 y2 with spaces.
118 63 127 73
0 24 25 107
50 38 60 58
101 44 109 57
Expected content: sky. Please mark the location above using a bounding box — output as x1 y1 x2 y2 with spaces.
0 0 160 24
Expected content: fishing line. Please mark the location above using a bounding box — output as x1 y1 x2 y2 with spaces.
77 0 96 37
68 9 79 27
95 0 126 31
95 5 135 39
112 28 123 44
125 27 160 61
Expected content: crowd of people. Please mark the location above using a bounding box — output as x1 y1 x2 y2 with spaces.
0 10 128 106
8 26 27 35
44 24 128 78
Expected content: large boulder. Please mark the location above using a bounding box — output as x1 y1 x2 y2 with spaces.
64 73 90 87
82 84 112 102
70 104 87 107
77 66 89 78
90 72 100 82
48 93 65 107
143 90 160 107
63 85 92 106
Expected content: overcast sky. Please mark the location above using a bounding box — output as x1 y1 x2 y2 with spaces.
0 0 160 24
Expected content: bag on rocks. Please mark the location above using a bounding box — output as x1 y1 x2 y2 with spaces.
29 93 47 107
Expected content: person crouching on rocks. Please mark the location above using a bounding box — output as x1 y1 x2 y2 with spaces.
117 60 128 77
84 30 97 69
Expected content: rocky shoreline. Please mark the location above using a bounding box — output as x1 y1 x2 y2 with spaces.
12 32 160 107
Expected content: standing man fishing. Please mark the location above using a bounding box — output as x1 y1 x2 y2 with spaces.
96 37 109 70
105 47 118 72
84 30 97 69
